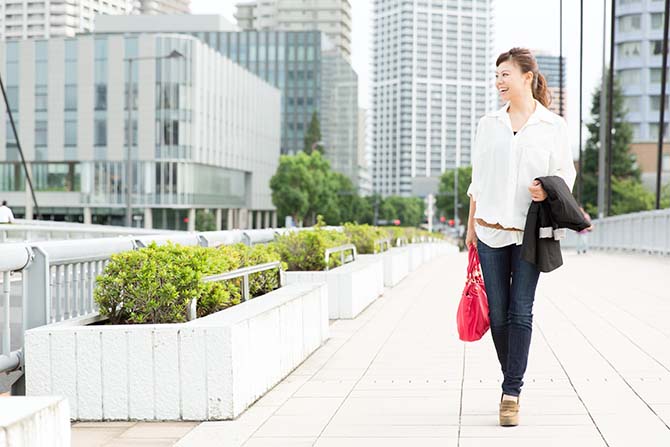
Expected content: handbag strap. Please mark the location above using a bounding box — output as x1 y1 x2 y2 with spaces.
467 245 484 283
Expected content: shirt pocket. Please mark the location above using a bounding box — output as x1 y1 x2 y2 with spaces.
520 143 552 178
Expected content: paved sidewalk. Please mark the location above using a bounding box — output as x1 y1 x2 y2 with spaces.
72 249 670 446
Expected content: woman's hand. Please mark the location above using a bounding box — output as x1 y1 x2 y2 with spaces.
465 226 477 248
528 180 548 202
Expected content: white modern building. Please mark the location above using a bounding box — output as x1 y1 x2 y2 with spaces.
97 14 363 192
137 0 190 15
615 0 668 143
371 0 495 197
234 0 352 62
0 33 281 230
614 0 670 189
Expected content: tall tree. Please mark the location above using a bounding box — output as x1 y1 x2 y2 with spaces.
304 111 323 154
582 76 652 216
269 153 311 226
437 166 472 225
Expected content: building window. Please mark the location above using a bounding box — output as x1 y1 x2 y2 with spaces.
617 14 641 33
94 119 107 146
650 68 669 84
651 40 668 57
35 85 48 111
95 85 107 110
651 13 664 31
65 85 77 110
619 68 641 85
618 41 641 58
64 119 77 147
35 120 47 146
624 95 641 113
650 95 670 112
663 154 670 172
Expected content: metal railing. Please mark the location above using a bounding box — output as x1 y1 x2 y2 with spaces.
200 261 284 319
374 238 392 254
324 244 357 271
395 237 408 247
0 220 173 243
561 209 670 255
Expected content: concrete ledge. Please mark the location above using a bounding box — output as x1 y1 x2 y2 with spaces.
24 283 329 421
0 396 70 447
285 256 384 320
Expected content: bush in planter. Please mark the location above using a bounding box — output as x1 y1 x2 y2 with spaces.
274 228 350 271
95 243 210 324
343 223 388 254
94 242 285 324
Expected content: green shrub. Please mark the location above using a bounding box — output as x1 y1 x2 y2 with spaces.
240 243 285 298
274 228 350 271
94 242 285 324
343 223 388 254
94 243 206 325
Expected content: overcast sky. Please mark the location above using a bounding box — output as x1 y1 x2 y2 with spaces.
190 0 610 153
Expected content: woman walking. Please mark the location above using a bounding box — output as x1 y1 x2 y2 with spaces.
464 48 576 426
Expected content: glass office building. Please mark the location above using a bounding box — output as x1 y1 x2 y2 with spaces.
0 33 281 229
190 30 359 184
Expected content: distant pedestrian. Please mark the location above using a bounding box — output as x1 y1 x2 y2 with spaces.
464 48 576 427
576 206 593 254
0 200 15 224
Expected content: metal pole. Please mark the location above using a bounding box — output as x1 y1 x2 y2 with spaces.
125 58 133 227
559 0 564 117
0 73 40 218
656 0 670 209
598 0 608 219
578 0 584 204
607 0 616 216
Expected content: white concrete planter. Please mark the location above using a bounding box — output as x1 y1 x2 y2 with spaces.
371 248 409 287
408 244 426 271
0 396 70 447
285 256 384 320
24 283 328 421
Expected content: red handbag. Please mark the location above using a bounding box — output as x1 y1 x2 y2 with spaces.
457 244 490 342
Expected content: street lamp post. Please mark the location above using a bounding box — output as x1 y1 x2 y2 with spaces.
124 50 183 228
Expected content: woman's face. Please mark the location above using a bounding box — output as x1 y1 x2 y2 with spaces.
495 60 533 103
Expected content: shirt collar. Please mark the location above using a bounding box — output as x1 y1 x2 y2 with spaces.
488 99 555 125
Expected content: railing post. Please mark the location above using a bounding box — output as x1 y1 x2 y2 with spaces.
22 247 51 332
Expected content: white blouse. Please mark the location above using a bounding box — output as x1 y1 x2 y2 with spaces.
467 100 576 248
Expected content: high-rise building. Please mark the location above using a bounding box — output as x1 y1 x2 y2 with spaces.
234 0 352 62
535 52 567 118
0 34 280 229
371 0 495 197
96 14 362 191
614 0 670 189
137 0 190 14
357 108 372 196
0 0 193 41
0 0 137 40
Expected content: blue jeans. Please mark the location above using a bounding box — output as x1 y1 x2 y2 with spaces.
476 238 541 397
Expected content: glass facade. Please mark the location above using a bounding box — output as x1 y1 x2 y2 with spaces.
191 30 323 155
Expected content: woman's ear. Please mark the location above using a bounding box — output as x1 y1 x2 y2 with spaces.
525 71 534 86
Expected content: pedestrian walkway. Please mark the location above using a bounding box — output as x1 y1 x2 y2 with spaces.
72 249 670 447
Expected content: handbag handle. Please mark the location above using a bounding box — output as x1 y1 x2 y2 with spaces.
467 244 483 283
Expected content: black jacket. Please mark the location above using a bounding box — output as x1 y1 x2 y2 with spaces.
521 176 590 272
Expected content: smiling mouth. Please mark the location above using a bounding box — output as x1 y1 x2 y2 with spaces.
499 88 509 94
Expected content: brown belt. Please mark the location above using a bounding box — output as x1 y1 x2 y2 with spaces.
476 218 523 232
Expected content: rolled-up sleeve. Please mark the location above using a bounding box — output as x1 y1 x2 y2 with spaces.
467 117 486 201
549 118 576 192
